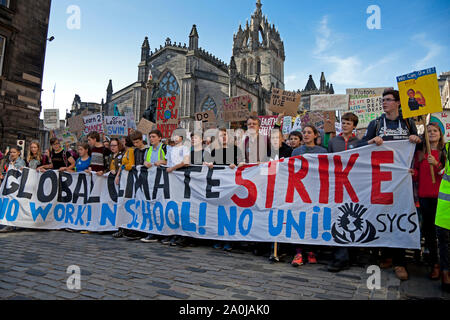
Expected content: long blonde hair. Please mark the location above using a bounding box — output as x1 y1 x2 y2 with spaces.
27 141 43 163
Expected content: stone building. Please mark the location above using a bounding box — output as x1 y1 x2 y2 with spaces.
438 71 450 110
102 0 333 132
0 0 52 152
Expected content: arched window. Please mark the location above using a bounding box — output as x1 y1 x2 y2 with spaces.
241 59 247 75
256 57 261 74
202 97 217 115
159 71 180 97
248 58 254 75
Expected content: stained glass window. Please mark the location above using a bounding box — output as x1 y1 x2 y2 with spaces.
160 71 180 97
202 97 217 115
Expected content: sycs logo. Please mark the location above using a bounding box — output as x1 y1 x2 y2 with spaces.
332 203 379 244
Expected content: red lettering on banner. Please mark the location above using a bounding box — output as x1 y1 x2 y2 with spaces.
334 154 359 203
285 157 312 203
231 165 258 208
318 155 329 203
265 159 284 208
371 151 394 204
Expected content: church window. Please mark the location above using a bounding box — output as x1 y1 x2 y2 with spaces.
202 97 217 115
0 35 5 76
160 71 180 97
248 58 254 75
241 59 247 75
256 57 261 74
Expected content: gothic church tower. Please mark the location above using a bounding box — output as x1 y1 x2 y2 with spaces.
232 0 285 91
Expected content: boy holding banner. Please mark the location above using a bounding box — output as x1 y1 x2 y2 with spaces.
327 112 360 272
359 89 421 281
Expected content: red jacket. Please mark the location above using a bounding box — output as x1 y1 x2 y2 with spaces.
412 149 443 198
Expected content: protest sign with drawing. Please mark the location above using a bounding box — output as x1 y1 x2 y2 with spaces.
282 116 292 134
222 95 252 122
310 94 349 111
347 87 391 129
268 88 301 116
156 95 180 138
397 68 443 119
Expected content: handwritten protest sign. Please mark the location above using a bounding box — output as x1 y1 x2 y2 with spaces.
43 109 60 130
124 111 137 135
323 111 336 133
0 141 420 249
300 111 325 130
268 88 301 116
397 67 443 119
156 95 180 138
310 94 349 111
258 116 279 136
104 116 128 137
430 111 450 142
52 128 77 145
346 87 391 129
195 111 217 130
83 113 103 135
222 95 252 122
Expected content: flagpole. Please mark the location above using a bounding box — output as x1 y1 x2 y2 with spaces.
52 83 56 109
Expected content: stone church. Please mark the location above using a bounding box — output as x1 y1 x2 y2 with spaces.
101 0 334 131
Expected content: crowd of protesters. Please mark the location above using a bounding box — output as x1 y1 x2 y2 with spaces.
0 89 448 291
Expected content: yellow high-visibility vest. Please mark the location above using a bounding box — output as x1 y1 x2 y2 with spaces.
436 142 450 230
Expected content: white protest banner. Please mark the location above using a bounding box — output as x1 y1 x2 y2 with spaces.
0 170 117 231
1 141 420 249
83 113 104 134
43 109 60 130
430 111 450 142
310 94 349 111
104 116 128 137
347 87 391 129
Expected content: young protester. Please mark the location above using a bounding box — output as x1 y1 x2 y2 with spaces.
267 127 293 262
71 143 91 173
358 89 421 281
112 135 135 238
0 146 26 233
26 141 49 170
326 112 360 272
162 130 190 246
435 140 450 291
288 131 303 150
106 138 125 174
115 131 148 240
191 131 209 165
86 132 111 176
411 123 446 280
205 128 243 251
290 125 327 266
38 138 76 172
140 129 168 243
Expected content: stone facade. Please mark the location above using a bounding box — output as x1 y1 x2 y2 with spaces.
0 0 51 152
102 1 333 132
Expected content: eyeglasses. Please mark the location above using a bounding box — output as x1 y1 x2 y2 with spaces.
382 98 396 102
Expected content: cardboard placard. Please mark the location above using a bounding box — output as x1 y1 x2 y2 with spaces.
137 118 156 135
300 111 325 130
397 67 443 119
43 109 60 130
310 94 349 111
195 111 217 130
323 111 336 133
268 88 301 116
222 95 252 122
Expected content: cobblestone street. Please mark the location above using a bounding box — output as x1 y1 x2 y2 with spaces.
0 229 448 301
